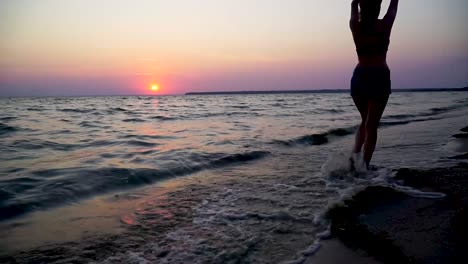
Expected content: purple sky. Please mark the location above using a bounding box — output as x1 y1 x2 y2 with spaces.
1 0 467 96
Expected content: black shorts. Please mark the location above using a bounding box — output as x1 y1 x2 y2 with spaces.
351 66 391 98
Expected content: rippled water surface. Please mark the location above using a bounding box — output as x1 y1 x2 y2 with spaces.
1 92 468 263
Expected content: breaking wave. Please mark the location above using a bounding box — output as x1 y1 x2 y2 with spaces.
0 150 269 221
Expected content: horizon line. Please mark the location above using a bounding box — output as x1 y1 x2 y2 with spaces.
0 87 467 98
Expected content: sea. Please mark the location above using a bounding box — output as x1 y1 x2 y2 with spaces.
0 92 467 263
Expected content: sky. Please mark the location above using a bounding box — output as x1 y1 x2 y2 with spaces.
1 0 467 96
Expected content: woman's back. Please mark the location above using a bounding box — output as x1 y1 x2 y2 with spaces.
350 0 399 67
354 21 390 57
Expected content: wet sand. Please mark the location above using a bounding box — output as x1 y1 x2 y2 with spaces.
326 165 468 263
307 239 381 264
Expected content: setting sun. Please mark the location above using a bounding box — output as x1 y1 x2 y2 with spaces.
151 84 159 92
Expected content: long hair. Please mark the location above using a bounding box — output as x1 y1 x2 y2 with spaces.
359 0 382 33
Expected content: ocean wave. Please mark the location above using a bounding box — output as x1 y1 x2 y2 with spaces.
0 116 17 122
452 133 468 139
122 118 146 123
182 111 263 119
79 121 101 128
103 107 137 115
383 101 468 123
26 107 45 111
229 105 250 109
8 138 162 152
420 103 468 117
315 108 345 114
60 108 93 114
0 189 13 200
380 116 440 127
49 129 77 135
0 123 18 135
226 111 262 117
82 140 116 148
273 127 356 146
385 109 451 121
10 140 77 151
120 134 177 140
111 107 127 112
150 115 176 121
380 120 411 126
210 151 269 167
125 140 159 147
294 134 329 145
430 106 456 115
385 114 417 120
274 106 460 148
0 150 269 221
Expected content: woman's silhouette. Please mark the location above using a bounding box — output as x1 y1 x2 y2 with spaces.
350 0 399 168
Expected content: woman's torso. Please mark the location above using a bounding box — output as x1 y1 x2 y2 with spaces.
353 20 390 68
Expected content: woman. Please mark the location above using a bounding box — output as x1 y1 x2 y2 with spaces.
350 0 399 169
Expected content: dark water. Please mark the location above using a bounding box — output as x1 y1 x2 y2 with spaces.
1 92 467 263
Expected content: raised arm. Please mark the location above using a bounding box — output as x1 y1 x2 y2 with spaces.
383 0 399 27
350 0 360 30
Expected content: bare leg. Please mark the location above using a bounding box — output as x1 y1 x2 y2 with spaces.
363 96 389 168
352 96 368 153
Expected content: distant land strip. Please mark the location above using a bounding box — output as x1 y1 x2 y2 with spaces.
186 87 468 95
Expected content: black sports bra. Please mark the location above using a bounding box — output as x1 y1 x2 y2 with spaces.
355 25 390 56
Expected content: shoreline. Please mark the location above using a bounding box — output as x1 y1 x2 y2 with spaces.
322 144 468 263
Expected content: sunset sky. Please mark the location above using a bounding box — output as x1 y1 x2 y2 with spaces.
1 0 467 96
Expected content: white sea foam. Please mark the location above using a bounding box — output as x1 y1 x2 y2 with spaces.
321 150 446 199
390 183 446 198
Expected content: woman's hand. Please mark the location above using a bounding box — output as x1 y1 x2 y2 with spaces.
351 0 360 9
350 0 360 30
